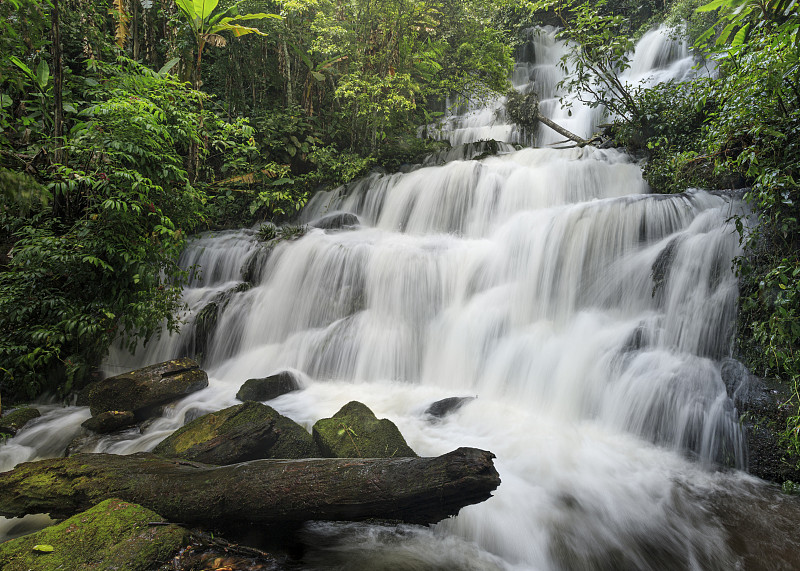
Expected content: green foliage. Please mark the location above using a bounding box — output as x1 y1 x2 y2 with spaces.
505 90 540 130
0 53 256 401
174 0 281 87
308 145 375 185
0 169 51 217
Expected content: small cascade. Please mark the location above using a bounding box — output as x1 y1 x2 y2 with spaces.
0 26 767 570
430 26 698 148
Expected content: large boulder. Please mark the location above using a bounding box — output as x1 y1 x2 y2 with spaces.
153 401 318 464
0 498 188 571
81 410 137 434
310 212 360 230
0 407 41 436
312 401 417 458
87 358 208 418
236 370 301 402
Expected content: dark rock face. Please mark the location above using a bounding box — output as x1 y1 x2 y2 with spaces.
310 212 360 230
425 397 475 420
312 401 417 458
0 498 189 571
0 407 41 436
651 237 680 302
721 358 800 483
153 401 318 464
236 370 301 402
87 358 208 418
81 410 137 434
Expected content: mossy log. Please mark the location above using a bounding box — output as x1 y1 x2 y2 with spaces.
0 448 500 527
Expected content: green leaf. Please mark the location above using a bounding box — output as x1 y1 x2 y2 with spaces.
158 57 181 77
36 59 50 89
8 56 36 83
731 23 749 46
175 0 197 20
696 0 729 12
32 545 54 553
193 0 220 20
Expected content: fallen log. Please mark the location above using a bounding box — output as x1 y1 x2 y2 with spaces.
0 447 500 527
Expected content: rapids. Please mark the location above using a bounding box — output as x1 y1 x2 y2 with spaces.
0 27 776 570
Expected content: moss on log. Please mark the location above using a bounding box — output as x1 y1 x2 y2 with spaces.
0 448 500 527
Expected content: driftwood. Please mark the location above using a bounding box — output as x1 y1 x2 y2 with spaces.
0 447 500 527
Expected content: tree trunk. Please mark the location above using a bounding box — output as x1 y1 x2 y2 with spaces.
51 0 66 218
283 40 293 107
0 448 500 527
535 112 591 146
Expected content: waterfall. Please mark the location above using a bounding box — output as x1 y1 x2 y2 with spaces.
0 27 763 569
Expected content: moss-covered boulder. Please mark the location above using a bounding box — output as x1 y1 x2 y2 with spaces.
312 401 417 458
81 410 137 434
86 358 208 418
153 401 318 464
0 498 188 570
265 405 320 459
0 407 41 436
236 370 301 402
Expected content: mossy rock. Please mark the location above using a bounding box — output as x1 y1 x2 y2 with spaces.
153 401 318 463
265 405 320 459
0 498 189 570
312 401 417 458
0 407 41 436
236 370 301 402
86 358 208 418
81 410 137 434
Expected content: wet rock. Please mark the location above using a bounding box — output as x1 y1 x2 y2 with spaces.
188 283 252 360
266 406 320 459
313 401 417 458
81 410 137 434
310 212 360 230
237 370 302 402
66 427 141 457
153 401 279 464
0 498 189 571
193 300 219 359
241 244 274 284
651 237 680 301
153 401 318 464
86 358 208 419
721 358 800 483
621 324 651 354
0 407 41 436
425 397 475 420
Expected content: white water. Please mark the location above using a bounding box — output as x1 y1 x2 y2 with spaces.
430 26 699 148
0 27 764 570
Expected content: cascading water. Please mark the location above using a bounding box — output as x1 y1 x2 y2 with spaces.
0 27 774 570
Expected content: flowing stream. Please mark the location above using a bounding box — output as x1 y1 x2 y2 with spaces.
0 28 778 570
